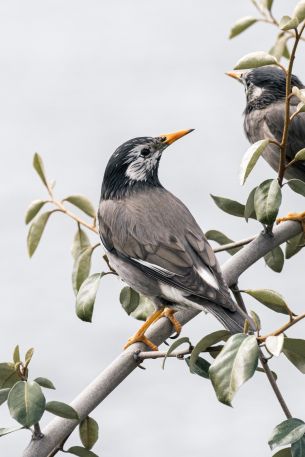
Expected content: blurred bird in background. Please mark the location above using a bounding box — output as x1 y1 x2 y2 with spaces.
227 66 305 228
98 130 249 350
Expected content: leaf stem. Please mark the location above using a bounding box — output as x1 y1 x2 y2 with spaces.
33 423 44 440
213 236 256 253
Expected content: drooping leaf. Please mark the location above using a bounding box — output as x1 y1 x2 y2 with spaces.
0 388 10 406
162 337 190 369
72 246 94 294
34 377 56 390
229 17 257 39
249 310 261 331
234 51 278 70
33 153 48 188
12 346 20 364
185 356 210 379
71 227 91 261
269 418 305 450
293 0 305 23
67 446 98 457
210 195 245 217
254 179 282 225
266 334 284 357
279 15 299 31
243 289 291 315
244 187 257 222
27 211 53 257
189 330 230 373
25 200 48 225
0 363 20 389
286 233 305 259
287 179 305 197
283 338 305 374
264 246 284 273
8 381 46 427
205 230 241 255
63 195 96 218
79 416 99 450
292 436 305 457
76 273 102 322
240 139 270 185
0 426 24 437
120 287 140 315
209 334 259 406
45 401 79 420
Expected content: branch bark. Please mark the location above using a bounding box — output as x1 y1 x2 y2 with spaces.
22 220 302 457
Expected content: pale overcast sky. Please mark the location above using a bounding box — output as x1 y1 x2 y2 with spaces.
0 1 304 456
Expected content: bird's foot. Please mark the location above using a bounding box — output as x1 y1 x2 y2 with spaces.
124 334 158 351
276 211 305 232
161 308 182 338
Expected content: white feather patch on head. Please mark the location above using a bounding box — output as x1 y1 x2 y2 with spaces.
247 85 264 102
125 145 161 182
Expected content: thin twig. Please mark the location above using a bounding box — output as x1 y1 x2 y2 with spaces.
213 236 256 253
138 345 223 361
230 284 248 314
259 312 305 341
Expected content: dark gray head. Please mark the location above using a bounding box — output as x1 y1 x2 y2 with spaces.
101 129 194 200
227 66 304 112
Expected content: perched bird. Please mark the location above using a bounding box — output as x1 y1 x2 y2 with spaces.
227 66 305 225
98 130 249 350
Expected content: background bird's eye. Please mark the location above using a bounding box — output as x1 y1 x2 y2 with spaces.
141 148 151 157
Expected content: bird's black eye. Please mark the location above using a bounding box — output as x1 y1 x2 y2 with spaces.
141 148 151 157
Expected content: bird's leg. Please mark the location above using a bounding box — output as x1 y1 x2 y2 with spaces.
160 308 182 338
276 211 305 232
124 309 163 351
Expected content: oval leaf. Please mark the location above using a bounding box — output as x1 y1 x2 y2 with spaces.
243 289 291 315
234 51 278 70
64 195 96 218
269 418 305 450
25 200 48 225
33 153 48 187
294 148 305 162
266 334 284 357
280 15 299 31
254 179 282 225
71 227 91 260
34 377 56 390
185 356 210 379
286 233 305 259
189 330 230 373
79 416 99 450
27 211 52 257
76 273 102 322
67 446 98 457
229 16 257 39
129 294 155 321
269 35 289 61
72 246 94 294
264 246 284 273
240 139 270 185
244 187 257 221
209 334 259 406
210 195 245 217
293 0 305 22
120 287 140 315
287 179 305 197
283 338 305 374
162 337 190 370
205 230 241 255
0 363 20 389
8 381 45 427
45 401 79 420
249 310 261 331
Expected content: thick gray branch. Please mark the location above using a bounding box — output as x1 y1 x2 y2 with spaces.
23 221 301 457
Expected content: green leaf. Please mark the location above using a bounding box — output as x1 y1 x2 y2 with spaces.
0 426 24 437
120 287 140 315
243 289 291 315
205 230 241 255
249 310 261 331
254 179 282 225
269 34 289 61
292 436 305 457
71 227 91 261
280 15 299 31
25 348 34 368
262 0 273 11
162 337 190 369
283 338 305 374
287 179 305 197
272 448 292 457
286 233 305 259
76 273 102 322
79 416 99 450
185 356 210 379
45 401 79 420
189 330 230 373
72 246 94 294
33 153 48 187
294 148 305 162
240 139 270 185
209 334 259 406
292 86 305 103
266 334 284 357
210 195 245 217
129 295 155 321
27 211 52 257
67 446 98 457
13 346 20 364
234 51 278 70
0 363 20 389
244 187 257 222
269 418 305 450
8 381 45 427
25 200 48 225
264 246 284 273
293 0 305 23
34 377 56 390
229 16 257 39
0 388 10 406
64 195 96 218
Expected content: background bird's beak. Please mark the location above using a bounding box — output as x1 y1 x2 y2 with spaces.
159 129 194 145
226 71 243 82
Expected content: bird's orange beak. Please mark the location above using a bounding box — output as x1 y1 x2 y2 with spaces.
159 129 194 145
226 71 243 82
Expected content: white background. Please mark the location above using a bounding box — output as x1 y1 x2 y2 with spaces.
0 1 304 456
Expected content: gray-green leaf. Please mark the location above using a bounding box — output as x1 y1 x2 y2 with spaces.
71 227 91 260
269 418 305 450
292 436 305 457
287 179 305 197
244 187 257 221
8 381 45 427
240 139 269 185
13 345 20 364
210 195 245 217
254 179 282 225
0 388 10 406
162 337 190 369
264 246 284 273
249 310 261 331
283 338 305 374
25 200 48 225
243 289 291 315
64 195 96 218
33 153 48 187
286 233 305 259
129 295 155 321
189 330 230 373
45 401 79 420
280 15 299 31
229 17 257 39
234 51 278 70
209 334 259 406
293 0 305 23
294 148 305 162
0 363 20 389
72 246 94 294
27 211 53 257
269 34 289 61
34 377 56 390
67 446 99 457
79 416 99 450
76 273 102 322
120 287 140 315
185 356 210 379
266 334 284 357
205 230 241 255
